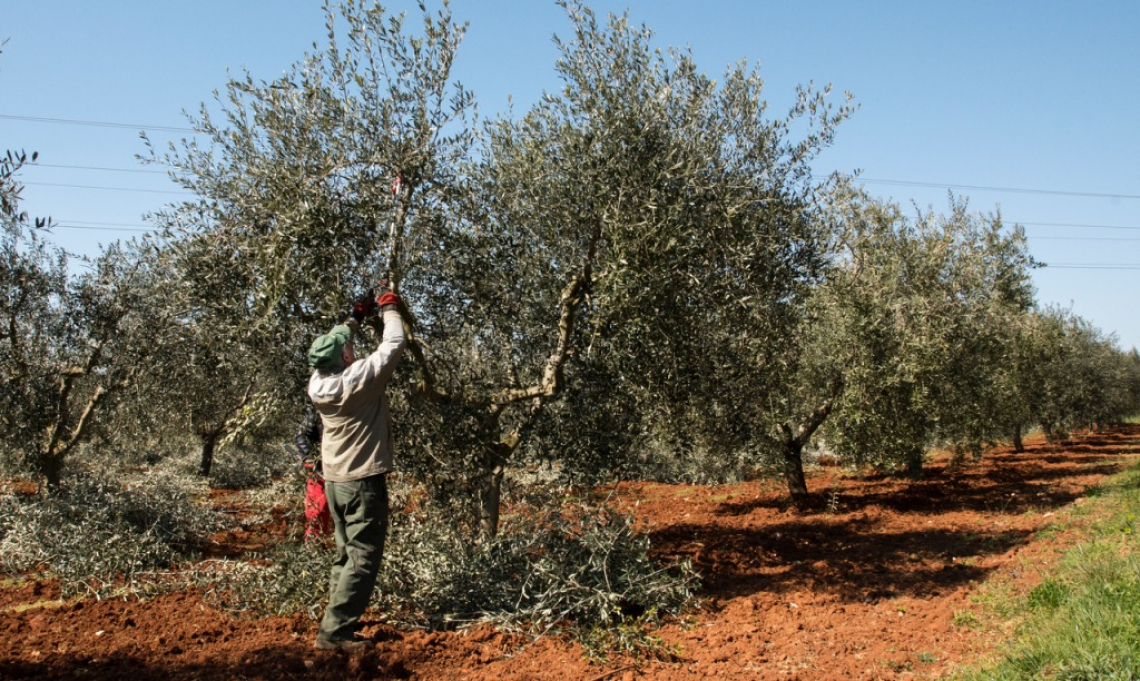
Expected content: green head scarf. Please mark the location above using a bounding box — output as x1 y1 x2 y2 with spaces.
307 324 353 370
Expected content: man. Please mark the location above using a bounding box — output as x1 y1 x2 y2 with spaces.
290 406 330 541
307 285 406 651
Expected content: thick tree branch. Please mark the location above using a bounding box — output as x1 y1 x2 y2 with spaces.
4 285 31 380
220 377 257 438
386 177 413 286
490 271 585 410
776 381 842 450
795 398 835 446
43 340 107 459
377 180 452 403
500 396 544 454
52 383 108 462
490 220 601 413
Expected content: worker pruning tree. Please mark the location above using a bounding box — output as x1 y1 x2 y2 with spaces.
145 0 475 479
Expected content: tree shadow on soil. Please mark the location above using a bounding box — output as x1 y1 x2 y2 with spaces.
0 643 411 681
653 519 1027 603
652 427 1140 605
720 438 1126 518
715 460 1122 518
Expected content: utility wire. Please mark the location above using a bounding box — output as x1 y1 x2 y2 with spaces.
39 221 1140 267
1020 221 1140 232
54 223 150 233
56 222 1140 243
0 113 194 133
29 162 168 175
20 174 1140 231
58 219 149 228
24 181 191 195
1044 265 1140 270
44 225 1140 269
1031 236 1140 242
859 177 1140 201
5 114 1138 201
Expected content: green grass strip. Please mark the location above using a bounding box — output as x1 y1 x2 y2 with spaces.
959 463 1140 679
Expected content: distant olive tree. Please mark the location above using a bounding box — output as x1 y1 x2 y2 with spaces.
0 150 156 493
114 229 302 479
733 190 1039 500
1028 307 1140 439
819 195 1036 477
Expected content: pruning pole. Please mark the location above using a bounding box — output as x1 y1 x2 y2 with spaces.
384 172 406 290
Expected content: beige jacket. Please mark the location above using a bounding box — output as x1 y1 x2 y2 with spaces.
308 310 406 482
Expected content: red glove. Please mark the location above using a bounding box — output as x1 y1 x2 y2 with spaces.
376 291 400 311
350 294 378 321
372 278 400 313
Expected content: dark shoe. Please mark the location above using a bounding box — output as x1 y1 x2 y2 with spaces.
314 637 373 652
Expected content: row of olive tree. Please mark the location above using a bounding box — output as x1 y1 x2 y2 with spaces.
1018 306 1140 443
655 181 1140 502
5 1 1140 525
760 191 1040 498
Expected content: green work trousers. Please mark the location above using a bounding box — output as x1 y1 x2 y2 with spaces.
317 474 389 642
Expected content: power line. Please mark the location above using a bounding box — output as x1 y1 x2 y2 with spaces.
1044 264 1140 270
58 219 149 228
5 113 1137 201
20 173 1140 232
55 218 1138 240
1020 221 1140 232
30 162 168 175
1030 236 1140 242
860 177 1140 201
54 223 151 233
0 113 194 133
40 219 1140 242
35 223 1140 267
24 181 191 195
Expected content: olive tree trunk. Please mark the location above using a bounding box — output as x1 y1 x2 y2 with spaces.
774 398 836 504
198 429 222 478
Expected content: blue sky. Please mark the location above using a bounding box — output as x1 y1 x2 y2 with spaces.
4 1 1139 347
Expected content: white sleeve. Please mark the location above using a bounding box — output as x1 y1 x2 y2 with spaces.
342 309 407 394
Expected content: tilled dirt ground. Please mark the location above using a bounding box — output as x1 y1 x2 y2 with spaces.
3 426 1137 680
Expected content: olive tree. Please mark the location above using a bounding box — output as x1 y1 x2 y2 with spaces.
819 195 1036 477
147 0 475 333
148 0 854 537
145 0 476 478
735 190 1038 500
415 1 852 532
0 149 65 487
116 230 302 479
1 150 156 493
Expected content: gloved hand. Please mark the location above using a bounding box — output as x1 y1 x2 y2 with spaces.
350 291 379 322
375 279 400 312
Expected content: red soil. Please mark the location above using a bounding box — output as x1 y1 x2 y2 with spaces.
3 426 1137 680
